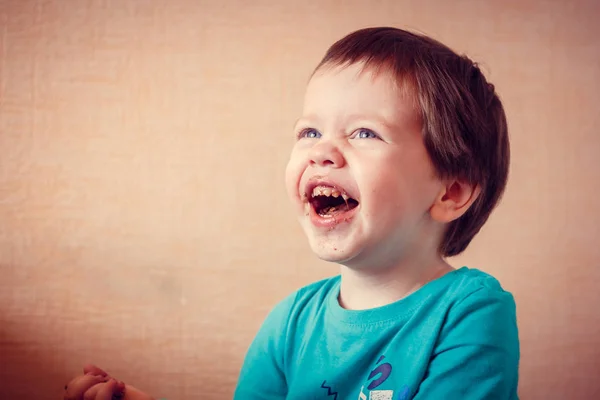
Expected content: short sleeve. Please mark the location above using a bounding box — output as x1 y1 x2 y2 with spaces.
413 286 520 399
233 292 297 400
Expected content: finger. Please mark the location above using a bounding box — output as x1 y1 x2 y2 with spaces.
82 382 105 400
95 379 121 400
83 364 109 377
64 374 108 400
83 379 126 400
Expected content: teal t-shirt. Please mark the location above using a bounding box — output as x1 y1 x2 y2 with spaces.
234 267 520 399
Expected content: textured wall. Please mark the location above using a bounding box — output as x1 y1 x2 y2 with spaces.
1 0 599 399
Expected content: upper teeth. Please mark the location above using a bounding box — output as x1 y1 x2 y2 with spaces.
311 185 349 201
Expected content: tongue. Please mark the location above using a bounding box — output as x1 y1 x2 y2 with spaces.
319 203 351 217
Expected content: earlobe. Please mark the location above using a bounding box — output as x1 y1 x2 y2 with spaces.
429 180 481 223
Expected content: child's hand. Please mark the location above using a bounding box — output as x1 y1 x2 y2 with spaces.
120 383 156 400
64 364 155 400
64 364 124 400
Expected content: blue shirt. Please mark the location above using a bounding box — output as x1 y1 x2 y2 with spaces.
234 267 520 399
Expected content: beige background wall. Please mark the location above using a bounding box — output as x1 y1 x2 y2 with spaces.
1 0 599 399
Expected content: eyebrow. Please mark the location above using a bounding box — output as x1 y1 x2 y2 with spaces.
293 113 398 131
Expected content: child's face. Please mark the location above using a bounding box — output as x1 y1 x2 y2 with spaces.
285 63 443 268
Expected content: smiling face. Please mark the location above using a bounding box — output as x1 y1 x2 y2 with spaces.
285 63 445 269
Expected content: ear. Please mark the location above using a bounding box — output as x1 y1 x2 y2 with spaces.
429 179 481 223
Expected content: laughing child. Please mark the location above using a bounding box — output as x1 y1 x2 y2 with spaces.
64 26 519 400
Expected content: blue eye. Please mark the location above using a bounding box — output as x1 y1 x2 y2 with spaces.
299 128 321 139
356 128 379 139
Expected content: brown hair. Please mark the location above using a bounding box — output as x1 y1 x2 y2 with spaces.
315 27 510 257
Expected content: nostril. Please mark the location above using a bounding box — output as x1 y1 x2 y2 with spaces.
310 158 335 166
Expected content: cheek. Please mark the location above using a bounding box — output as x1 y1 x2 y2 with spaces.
284 153 304 200
358 169 405 217
359 157 431 215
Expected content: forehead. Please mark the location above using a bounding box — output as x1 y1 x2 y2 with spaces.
303 62 419 126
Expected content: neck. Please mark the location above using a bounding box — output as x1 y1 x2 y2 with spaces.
337 253 453 310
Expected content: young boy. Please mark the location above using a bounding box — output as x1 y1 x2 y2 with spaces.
64 27 519 400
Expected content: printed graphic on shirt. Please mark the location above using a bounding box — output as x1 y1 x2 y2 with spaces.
320 381 339 399
321 355 411 400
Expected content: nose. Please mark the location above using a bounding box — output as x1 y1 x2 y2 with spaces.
308 140 345 168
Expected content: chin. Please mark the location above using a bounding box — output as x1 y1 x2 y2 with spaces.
313 250 350 264
305 233 362 264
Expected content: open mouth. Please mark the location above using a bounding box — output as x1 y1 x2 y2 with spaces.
309 185 359 218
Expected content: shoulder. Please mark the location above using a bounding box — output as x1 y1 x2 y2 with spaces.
294 275 340 305
449 267 510 291
260 275 340 327
413 268 520 398
445 267 516 309
440 267 519 353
